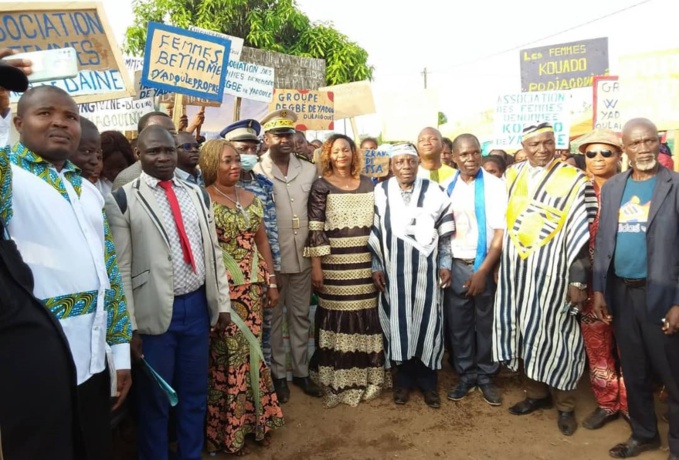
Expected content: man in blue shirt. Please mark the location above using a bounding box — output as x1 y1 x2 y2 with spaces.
593 118 679 460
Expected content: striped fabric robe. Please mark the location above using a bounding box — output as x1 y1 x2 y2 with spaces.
368 178 455 370
492 160 597 391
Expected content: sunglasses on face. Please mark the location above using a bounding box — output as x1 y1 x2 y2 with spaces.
178 143 199 150
585 149 614 159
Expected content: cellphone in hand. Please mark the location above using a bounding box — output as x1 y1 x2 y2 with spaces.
4 48 78 83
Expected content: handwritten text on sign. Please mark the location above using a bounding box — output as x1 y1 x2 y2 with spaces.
593 76 621 132
224 60 275 102
270 90 334 130
3 6 131 103
187 26 243 62
134 70 222 107
142 22 231 102
493 91 570 149
79 98 155 132
362 149 390 178
520 37 609 92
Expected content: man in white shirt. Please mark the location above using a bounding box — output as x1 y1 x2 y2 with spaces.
443 134 507 407
3 85 132 459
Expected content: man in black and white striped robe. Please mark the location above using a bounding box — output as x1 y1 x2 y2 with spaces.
492 123 597 436
368 144 455 409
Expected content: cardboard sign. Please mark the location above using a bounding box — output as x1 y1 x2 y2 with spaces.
79 98 155 131
319 80 376 119
618 48 679 131
362 149 390 178
269 89 334 130
134 71 221 107
142 22 231 102
593 76 621 132
493 91 570 149
187 25 243 62
4 2 134 104
224 60 275 102
520 37 609 92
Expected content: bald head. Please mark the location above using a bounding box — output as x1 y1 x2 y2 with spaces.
622 118 660 173
451 133 480 153
417 127 443 159
138 125 177 180
16 86 74 117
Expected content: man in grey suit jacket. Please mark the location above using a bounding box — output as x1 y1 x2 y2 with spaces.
593 118 679 460
111 112 177 190
105 125 231 460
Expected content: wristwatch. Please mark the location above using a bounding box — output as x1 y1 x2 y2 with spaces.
569 282 587 290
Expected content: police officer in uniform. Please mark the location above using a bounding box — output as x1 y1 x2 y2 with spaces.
254 110 322 402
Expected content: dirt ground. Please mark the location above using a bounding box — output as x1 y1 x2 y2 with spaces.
204 366 672 460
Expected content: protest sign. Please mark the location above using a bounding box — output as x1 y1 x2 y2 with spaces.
3 3 134 104
224 60 275 102
593 76 621 132
379 89 438 143
187 26 243 62
241 47 326 90
142 22 231 102
319 80 375 120
362 149 390 178
79 98 155 131
270 90 334 130
520 37 609 92
134 71 221 107
618 48 679 131
493 91 570 149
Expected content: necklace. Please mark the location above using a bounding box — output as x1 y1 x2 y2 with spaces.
212 185 250 226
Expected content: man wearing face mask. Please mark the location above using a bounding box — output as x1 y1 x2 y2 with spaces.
221 119 281 366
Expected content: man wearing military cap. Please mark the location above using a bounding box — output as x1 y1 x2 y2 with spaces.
254 109 322 402
221 119 282 366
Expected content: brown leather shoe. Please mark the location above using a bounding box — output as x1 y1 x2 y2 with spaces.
508 396 553 415
423 391 441 409
609 436 661 458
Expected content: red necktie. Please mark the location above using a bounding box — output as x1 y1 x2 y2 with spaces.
158 180 196 272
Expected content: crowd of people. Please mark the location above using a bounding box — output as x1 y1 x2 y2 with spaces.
1 49 679 460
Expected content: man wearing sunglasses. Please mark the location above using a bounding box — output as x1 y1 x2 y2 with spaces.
175 131 204 187
593 118 679 460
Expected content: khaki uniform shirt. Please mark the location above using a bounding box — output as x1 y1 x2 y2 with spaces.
254 153 318 273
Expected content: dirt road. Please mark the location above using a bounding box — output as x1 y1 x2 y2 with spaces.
207 369 671 460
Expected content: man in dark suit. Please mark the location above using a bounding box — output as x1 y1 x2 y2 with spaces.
593 118 679 460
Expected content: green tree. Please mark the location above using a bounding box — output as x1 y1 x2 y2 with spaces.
438 111 448 127
124 0 373 85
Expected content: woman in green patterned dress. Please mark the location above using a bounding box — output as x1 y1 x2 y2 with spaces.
199 140 284 456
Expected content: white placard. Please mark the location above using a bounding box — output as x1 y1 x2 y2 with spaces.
493 91 571 149
224 60 275 102
78 98 155 132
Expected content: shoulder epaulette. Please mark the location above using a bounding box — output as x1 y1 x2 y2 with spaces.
295 152 313 163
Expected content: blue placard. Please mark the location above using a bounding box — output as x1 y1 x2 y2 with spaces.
141 22 231 102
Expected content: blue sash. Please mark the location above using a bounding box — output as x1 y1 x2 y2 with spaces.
446 169 487 271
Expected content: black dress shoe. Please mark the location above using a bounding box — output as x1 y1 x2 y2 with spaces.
292 376 323 398
447 380 476 401
583 407 619 430
479 383 502 406
558 410 577 436
393 387 410 405
273 378 290 403
423 391 441 409
508 396 553 415
609 436 661 458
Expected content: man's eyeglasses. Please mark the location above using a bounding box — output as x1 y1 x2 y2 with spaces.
178 143 200 150
585 150 614 159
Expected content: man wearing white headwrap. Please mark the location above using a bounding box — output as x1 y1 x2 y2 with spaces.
368 143 455 409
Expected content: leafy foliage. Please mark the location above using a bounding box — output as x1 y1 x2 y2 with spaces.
124 0 373 85
438 111 448 127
